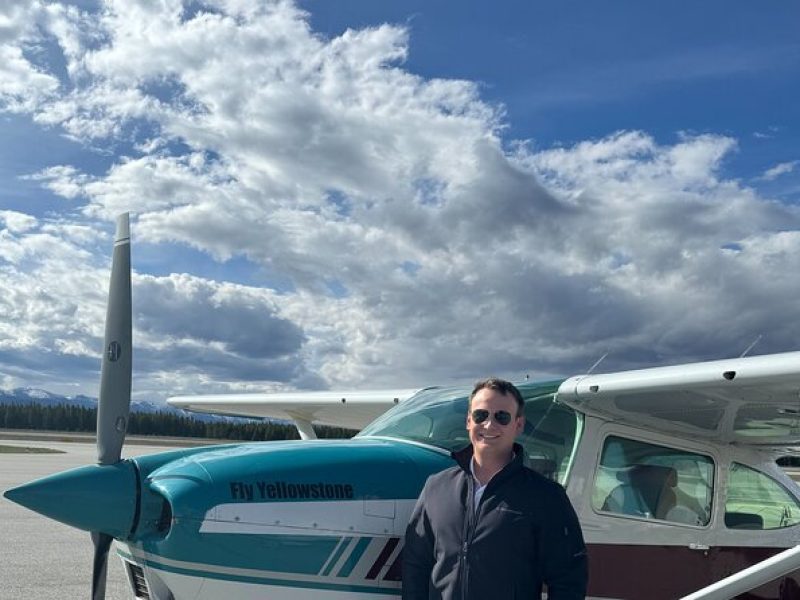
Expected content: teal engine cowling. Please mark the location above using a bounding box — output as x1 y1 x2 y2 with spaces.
125 438 451 597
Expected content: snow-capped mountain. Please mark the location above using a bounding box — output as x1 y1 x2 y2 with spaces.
0 387 235 422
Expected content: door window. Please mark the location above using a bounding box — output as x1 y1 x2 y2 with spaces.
593 435 714 526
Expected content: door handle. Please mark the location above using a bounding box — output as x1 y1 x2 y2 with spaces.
689 543 710 551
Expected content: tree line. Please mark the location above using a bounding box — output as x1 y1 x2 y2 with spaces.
0 403 355 441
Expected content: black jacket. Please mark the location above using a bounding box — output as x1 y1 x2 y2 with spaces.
402 444 588 599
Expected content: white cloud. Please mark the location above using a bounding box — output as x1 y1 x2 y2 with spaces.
1 1 799 399
0 41 60 112
0 221 108 397
758 160 799 181
23 165 89 199
0 220 322 398
0 210 38 232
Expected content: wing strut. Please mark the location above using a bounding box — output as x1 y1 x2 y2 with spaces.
287 412 317 440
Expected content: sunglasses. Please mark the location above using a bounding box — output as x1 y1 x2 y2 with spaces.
470 409 514 426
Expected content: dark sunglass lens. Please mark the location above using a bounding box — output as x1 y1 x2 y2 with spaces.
471 409 489 423
495 411 512 426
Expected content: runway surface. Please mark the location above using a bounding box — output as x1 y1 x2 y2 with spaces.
0 438 180 600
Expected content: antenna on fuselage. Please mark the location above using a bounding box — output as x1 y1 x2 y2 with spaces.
586 352 609 375
740 335 762 358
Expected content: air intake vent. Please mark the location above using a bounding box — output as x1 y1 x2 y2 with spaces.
126 562 151 600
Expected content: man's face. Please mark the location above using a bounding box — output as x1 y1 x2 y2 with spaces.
466 387 524 458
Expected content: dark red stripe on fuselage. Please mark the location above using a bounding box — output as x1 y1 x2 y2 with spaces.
384 545 404 582
586 544 800 599
385 541 799 596
366 537 400 580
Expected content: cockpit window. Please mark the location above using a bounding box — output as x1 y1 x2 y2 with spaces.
592 436 714 526
358 386 471 449
357 381 582 484
725 463 800 530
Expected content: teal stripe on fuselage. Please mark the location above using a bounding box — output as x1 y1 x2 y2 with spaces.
117 549 401 596
321 537 351 576
144 533 339 576
337 537 371 578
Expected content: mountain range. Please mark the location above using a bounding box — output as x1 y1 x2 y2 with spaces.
0 387 241 423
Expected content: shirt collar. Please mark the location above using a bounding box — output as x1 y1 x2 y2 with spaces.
470 450 517 487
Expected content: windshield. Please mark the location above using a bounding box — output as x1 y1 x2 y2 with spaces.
358 380 582 484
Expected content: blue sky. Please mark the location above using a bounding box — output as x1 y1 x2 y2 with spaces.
0 0 798 400
305 1 798 179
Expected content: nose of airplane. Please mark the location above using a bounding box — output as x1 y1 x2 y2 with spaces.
3 460 138 539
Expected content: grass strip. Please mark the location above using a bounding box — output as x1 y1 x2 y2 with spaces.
0 444 65 454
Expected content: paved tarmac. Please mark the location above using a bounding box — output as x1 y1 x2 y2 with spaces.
0 438 180 600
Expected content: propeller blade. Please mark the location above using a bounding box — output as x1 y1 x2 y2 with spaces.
91 531 113 600
93 215 132 597
96 213 132 465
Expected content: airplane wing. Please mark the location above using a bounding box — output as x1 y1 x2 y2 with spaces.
557 351 800 447
167 389 421 439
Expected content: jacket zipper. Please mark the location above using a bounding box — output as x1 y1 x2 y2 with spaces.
456 452 519 600
460 475 475 600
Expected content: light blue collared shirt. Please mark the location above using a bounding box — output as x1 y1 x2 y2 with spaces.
470 451 516 513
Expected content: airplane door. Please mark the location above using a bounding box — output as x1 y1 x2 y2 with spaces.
708 461 800 598
574 424 723 599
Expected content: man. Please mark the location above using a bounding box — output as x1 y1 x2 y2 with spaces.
403 378 588 599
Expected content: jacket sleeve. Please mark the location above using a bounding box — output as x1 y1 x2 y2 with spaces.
402 483 435 600
539 485 589 599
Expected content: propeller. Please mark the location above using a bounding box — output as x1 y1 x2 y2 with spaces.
91 531 113 600
92 213 133 599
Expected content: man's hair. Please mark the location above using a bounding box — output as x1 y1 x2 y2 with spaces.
469 378 524 416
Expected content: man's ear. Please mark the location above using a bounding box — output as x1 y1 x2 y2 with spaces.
515 415 525 435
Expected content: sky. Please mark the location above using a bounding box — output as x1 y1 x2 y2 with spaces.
1 0 799 402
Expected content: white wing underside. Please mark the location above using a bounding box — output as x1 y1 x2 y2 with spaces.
557 351 800 447
167 389 420 438
168 352 800 446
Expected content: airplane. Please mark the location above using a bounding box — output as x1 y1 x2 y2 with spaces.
4 212 800 600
